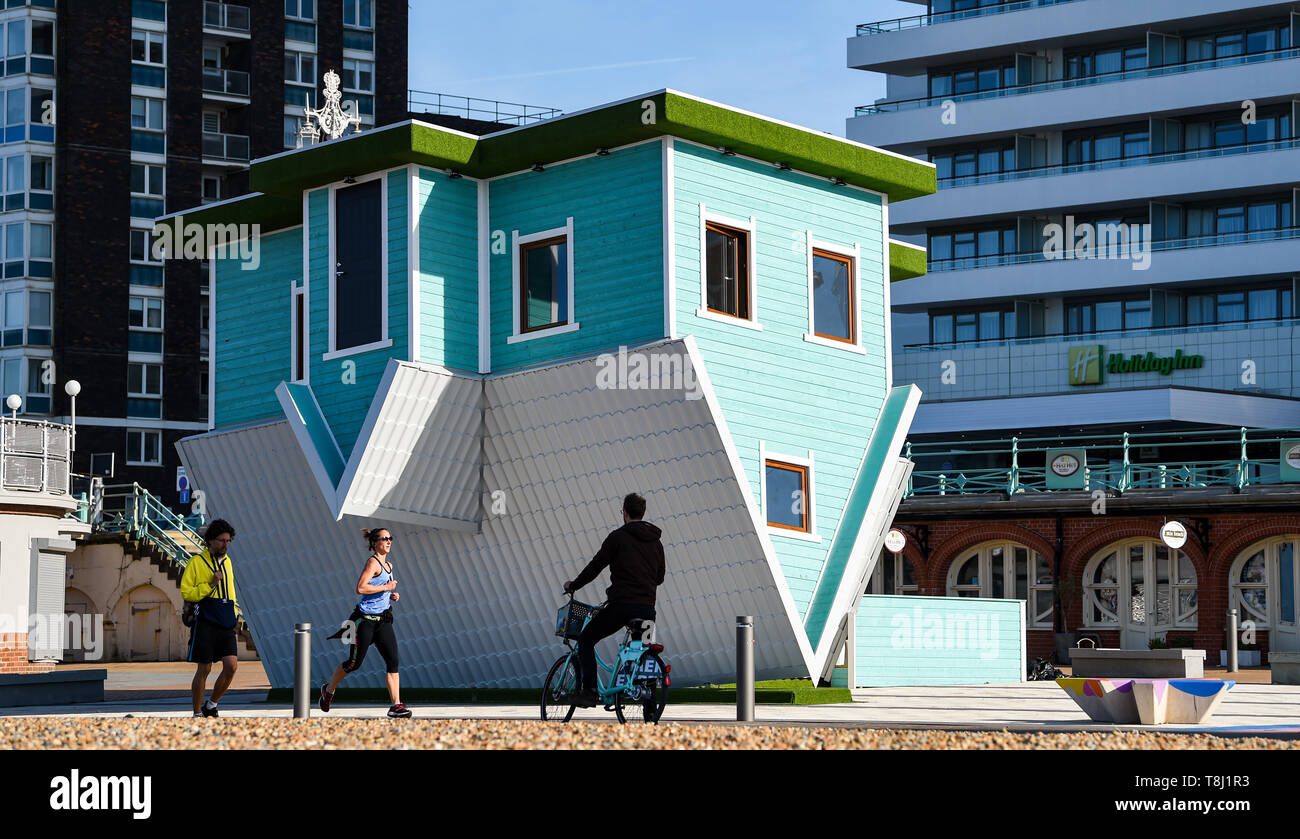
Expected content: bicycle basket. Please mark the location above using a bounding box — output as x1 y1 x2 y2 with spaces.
555 600 595 640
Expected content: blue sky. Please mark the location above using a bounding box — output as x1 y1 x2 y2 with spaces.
408 0 918 135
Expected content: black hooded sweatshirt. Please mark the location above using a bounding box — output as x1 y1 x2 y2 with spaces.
571 520 666 606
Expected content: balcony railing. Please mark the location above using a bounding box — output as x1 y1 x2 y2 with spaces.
1 417 70 496
856 46 1300 115
408 90 561 126
203 1 250 33
202 67 250 98
202 131 250 161
903 427 1299 498
928 226 1300 272
939 137 1300 189
856 0 1086 35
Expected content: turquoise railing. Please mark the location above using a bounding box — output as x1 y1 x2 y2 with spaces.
855 0 1086 35
904 426 1296 498
92 482 205 571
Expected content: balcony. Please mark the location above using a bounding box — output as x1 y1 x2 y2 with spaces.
203 2 251 36
848 0 1290 74
900 425 1299 499
201 67 250 101
848 46 1300 148
0 417 71 502
892 230 1300 307
891 139 1300 227
202 131 250 164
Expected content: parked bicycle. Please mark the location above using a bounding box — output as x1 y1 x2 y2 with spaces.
541 594 670 724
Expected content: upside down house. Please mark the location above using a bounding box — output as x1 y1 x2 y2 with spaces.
169 90 936 689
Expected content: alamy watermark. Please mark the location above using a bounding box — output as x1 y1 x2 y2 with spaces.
595 345 703 400
890 605 1002 660
1042 215 1151 270
150 216 262 270
1 610 104 660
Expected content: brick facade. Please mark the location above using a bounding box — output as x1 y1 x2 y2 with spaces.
0 634 54 676
892 511 1300 663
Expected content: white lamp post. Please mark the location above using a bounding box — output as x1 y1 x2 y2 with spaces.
64 380 80 452
5 393 20 419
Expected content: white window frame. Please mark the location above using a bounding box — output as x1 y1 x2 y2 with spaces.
1230 537 1300 635
804 233 865 354
508 217 578 344
290 280 307 383
342 0 374 29
29 18 53 60
285 49 315 84
130 162 164 197
202 175 221 202
130 96 166 132
126 428 163 466
696 204 761 330
1083 539 1198 632
28 221 51 261
130 228 162 264
24 355 51 413
29 154 52 194
341 58 374 93
127 362 163 398
285 0 316 22
947 540 1054 628
131 29 165 66
758 443 820 543
868 549 919 596
325 172 391 360
129 295 164 331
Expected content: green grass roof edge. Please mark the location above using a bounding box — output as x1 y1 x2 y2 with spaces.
889 240 928 282
173 91 935 231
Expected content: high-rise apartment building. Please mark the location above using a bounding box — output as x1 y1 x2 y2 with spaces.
848 1 1300 658
3 0 406 506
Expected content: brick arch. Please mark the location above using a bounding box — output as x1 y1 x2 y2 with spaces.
1208 517 1300 577
928 522 1055 593
899 542 928 595
1064 520 1209 585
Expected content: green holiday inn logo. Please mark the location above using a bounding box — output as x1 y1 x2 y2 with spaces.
1068 345 1104 385
1068 345 1205 385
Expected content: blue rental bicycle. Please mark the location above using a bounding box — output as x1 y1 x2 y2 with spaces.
541 594 670 724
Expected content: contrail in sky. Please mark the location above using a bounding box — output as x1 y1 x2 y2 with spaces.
443 57 695 85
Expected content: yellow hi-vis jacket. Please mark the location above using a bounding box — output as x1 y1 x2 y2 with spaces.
179 549 240 615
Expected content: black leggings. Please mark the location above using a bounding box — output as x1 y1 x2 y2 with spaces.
342 614 399 675
577 602 655 691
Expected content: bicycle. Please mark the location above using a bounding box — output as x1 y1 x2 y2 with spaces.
541 594 670 724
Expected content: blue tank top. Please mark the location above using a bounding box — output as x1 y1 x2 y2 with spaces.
358 557 392 615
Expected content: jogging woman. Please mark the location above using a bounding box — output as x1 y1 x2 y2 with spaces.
319 527 412 718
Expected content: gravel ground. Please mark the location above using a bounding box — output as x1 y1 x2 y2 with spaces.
1 717 1296 749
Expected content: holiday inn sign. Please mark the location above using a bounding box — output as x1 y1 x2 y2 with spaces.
1068 345 1205 385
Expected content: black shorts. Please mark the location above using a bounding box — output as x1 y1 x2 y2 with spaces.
341 609 399 675
188 619 238 664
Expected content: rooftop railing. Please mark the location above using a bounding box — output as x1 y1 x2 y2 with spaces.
1 416 70 496
203 1 250 33
408 90 561 126
939 137 1300 189
928 225 1300 272
903 427 1300 498
856 46 1300 115
856 0 1086 35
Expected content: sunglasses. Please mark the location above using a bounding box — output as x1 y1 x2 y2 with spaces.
376 536 393 542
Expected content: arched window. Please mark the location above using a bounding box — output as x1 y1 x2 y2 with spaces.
1229 537 1298 646
866 549 918 596
1083 540 1197 646
945 541 1053 628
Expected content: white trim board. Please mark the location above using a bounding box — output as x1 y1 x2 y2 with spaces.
508 217 577 343
696 203 761 330
326 170 390 358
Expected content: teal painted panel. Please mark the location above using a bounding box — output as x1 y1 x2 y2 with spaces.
854 595 1024 687
282 383 344 484
489 141 664 371
803 385 913 648
307 171 410 457
416 168 479 371
673 141 887 618
214 227 302 428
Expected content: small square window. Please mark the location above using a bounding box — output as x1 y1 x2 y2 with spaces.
126 429 162 466
765 459 809 533
520 236 568 333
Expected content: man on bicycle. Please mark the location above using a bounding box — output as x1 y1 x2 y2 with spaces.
563 492 665 708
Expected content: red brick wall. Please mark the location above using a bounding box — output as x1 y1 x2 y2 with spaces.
0 634 54 675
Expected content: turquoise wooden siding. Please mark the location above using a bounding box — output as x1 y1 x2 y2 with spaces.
282 383 344 484
854 595 1024 686
214 227 302 428
673 140 887 618
307 169 409 458
488 141 664 371
416 168 479 371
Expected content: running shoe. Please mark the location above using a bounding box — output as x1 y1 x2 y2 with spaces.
201 703 219 718
319 683 333 713
387 703 412 718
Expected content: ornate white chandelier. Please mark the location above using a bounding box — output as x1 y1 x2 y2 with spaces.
297 69 362 147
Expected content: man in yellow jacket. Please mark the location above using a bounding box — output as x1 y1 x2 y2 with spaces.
180 519 240 718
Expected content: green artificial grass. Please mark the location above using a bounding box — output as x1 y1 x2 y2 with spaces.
889 239 928 281
268 678 852 706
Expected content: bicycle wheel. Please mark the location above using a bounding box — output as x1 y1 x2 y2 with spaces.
540 654 578 722
615 654 667 724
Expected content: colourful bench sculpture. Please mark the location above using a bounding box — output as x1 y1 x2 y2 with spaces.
1056 678 1234 725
